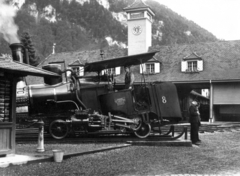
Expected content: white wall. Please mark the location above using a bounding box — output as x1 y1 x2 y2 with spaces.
127 18 152 55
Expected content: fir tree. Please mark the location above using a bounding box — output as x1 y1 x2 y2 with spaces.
20 32 40 66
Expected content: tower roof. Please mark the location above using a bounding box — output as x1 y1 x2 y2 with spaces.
124 0 149 10
124 0 155 16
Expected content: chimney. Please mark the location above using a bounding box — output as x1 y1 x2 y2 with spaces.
9 43 29 64
9 43 24 63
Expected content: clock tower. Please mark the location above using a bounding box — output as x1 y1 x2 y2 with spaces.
124 0 155 55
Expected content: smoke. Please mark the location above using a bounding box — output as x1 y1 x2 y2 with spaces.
0 0 20 44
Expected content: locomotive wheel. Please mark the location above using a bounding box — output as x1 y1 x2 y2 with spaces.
130 116 142 131
134 122 151 138
49 120 69 139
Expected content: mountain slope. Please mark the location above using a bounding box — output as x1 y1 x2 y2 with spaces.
0 0 218 64
109 0 217 45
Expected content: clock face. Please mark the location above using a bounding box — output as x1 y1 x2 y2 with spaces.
132 26 142 35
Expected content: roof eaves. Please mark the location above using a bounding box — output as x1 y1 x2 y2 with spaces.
124 0 149 9
37 53 54 67
124 7 155 16
0 59 60 77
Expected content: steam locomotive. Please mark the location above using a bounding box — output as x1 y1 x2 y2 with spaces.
14 43 182 139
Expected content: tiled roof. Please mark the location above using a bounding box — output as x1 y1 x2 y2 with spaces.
26 47 127 84
26 40 240 85
129 40 240 83
0 58 60 77
40 47 127 68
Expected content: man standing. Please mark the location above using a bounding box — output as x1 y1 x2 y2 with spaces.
189 101 201 145
124 65 135 89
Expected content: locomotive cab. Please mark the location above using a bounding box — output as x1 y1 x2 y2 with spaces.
99 89 135 116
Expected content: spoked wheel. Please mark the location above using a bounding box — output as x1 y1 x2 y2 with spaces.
49 119 69 139
134 122 151 138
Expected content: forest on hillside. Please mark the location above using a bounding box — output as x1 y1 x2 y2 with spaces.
0 0 217 66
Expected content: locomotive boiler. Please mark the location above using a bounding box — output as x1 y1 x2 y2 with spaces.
14 43 182 139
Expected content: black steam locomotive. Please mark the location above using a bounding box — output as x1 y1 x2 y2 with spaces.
14 43 182 139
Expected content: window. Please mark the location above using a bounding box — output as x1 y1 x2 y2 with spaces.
146 63 155 74
0 77 11 123
187 61 197 72
106 68 115 75
140 62 160 74
181 60 203 73
73 67 80 75
181 53 203 73
67 66 84 77
102 67 120 76
130 12 144 19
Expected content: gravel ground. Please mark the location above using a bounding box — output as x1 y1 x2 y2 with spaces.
1 131 240 176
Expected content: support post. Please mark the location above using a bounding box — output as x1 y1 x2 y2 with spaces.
209 80 214 123
184 127 188 140
108 112 112 130
36 119 45 152
171 125 175 137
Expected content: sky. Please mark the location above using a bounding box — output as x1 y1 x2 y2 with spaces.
154 0 240 40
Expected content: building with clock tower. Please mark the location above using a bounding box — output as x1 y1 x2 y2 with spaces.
124 0 155 55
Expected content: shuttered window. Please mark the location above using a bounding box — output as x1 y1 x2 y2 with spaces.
140 63 160 74
79 66 84 76
146 63 155 74
115 67 121 75
155 63 160 73
187 61 197 71
181 60 203 72
102 67 120 75
181 61 187 72
140 64 146 74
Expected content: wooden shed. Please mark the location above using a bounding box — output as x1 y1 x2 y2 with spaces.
0 57 59 156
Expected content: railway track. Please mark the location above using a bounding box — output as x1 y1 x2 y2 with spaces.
16 122 240 143
16 125 186 143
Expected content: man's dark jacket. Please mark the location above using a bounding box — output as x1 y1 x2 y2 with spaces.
189 105 201 124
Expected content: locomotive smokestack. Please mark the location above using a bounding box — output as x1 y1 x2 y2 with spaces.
9 43 24 63
9 43 29 64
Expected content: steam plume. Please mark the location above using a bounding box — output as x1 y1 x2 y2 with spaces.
0 0 20 44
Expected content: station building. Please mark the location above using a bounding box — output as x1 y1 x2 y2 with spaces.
29 0 240 122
